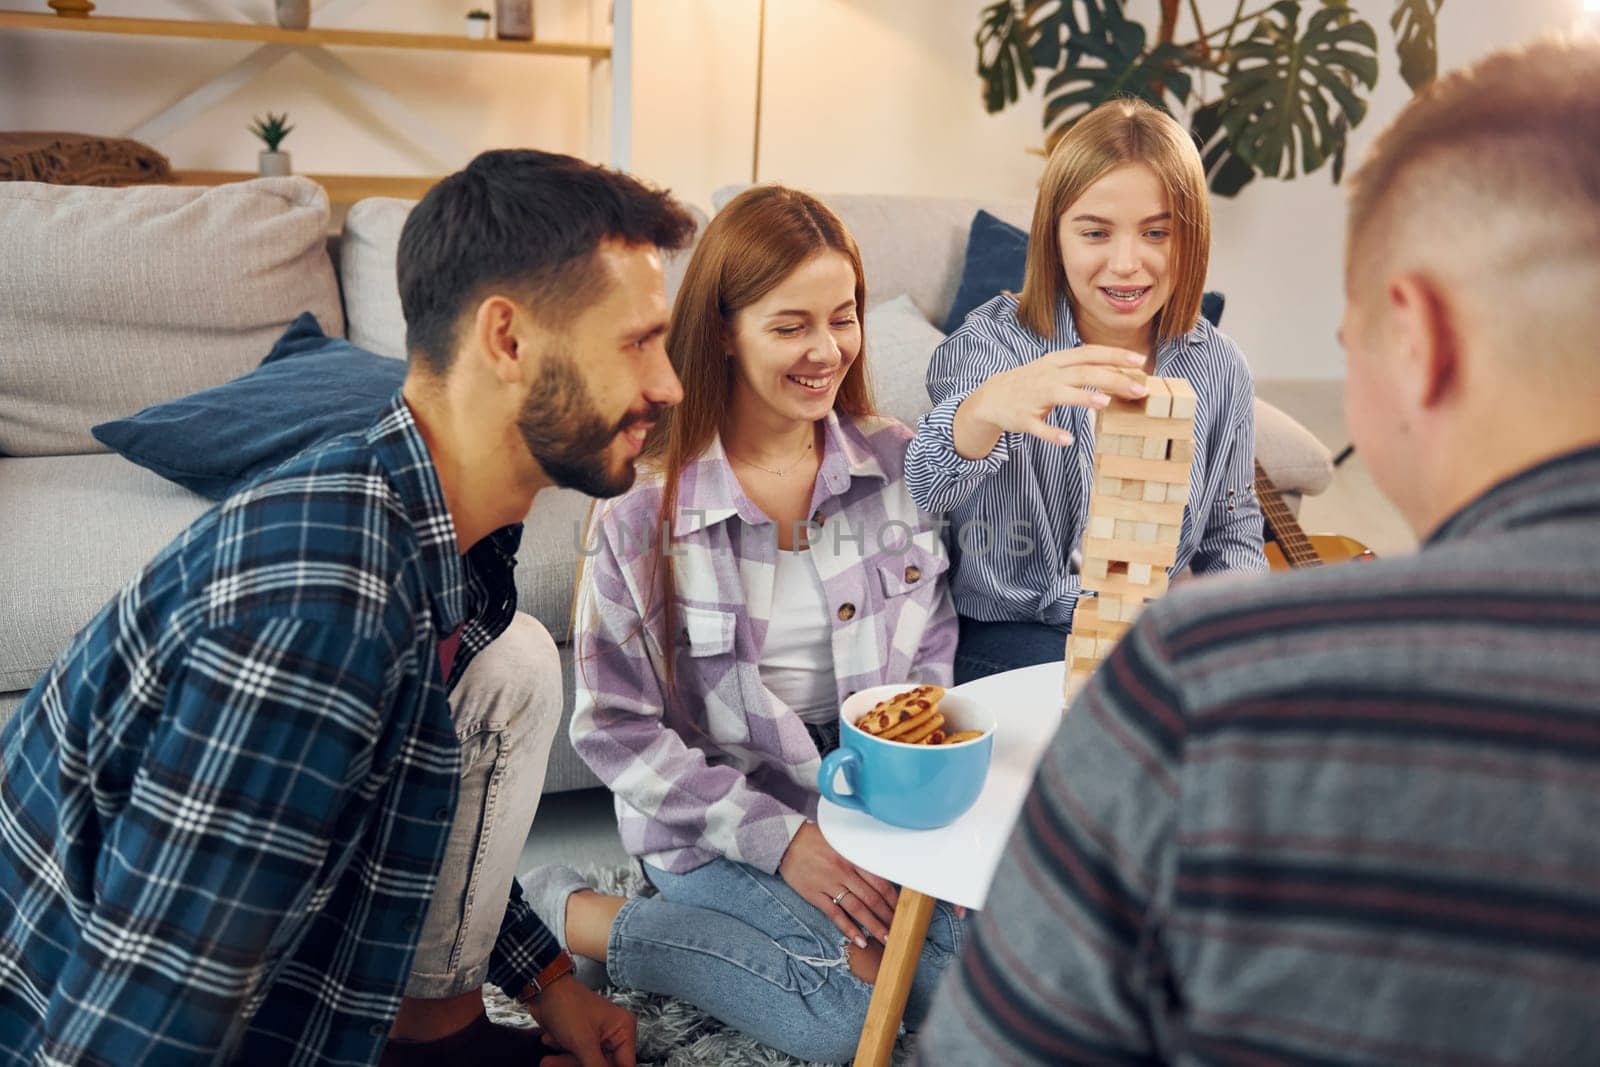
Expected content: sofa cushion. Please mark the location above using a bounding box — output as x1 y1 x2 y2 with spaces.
866 294 945 429
0 453 213 692
91 313 405 499
944 209 1032 332
340 196 710 360
0 177 343 457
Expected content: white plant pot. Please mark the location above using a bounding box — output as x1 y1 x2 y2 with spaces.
465 17 491 39
258 150 292 177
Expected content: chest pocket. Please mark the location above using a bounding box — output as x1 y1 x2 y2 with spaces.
679 606 749 744
875 541 949 599
681 606 735 657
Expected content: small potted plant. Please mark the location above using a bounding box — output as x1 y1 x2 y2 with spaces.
465 8 491 39
250 112 295 177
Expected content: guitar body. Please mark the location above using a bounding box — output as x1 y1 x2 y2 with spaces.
1265 534 1375 572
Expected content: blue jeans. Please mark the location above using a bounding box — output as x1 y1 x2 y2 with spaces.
952 615 1069 684
605 858 963 1064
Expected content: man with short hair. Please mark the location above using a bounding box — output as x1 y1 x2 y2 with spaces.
920 35 1600 1064
0 149 693 1066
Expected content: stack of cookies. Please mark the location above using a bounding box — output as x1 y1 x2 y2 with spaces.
852 685 984 746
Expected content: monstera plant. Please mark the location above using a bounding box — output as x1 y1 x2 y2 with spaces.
976 0 1445 196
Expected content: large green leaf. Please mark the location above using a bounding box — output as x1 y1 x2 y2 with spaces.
1042 2 1192 142
1190 101 1257 198
1217 1 1378 179
976 1 1072 113
977 1 1036 113
1391 0 1443 92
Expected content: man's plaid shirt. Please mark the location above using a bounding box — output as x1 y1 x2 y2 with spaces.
0 394 560 1065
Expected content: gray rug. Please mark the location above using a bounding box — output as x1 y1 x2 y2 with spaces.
484 864 916 1067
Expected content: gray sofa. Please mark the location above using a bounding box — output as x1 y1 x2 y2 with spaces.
0 177 1333 792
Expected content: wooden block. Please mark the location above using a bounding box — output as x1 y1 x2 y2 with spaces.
1088 496 1187 526
1119 435 1142 457
1096 637 1119 658
1142 480 1166 503
1140 434 1168 460
1136 522 1159 543
1097 593 1147 623
1082 538 1180 566
1141 375 1173 417
1167 481 1191 506
1098 408 1195 440
1128 561 1153 585
1113 519 1136 540
1158 523 1181 545
1069 634 1097 661
1166 376 1198 419
1088 514 1116 540
1088 569 1170 599
1169 438 1196 464
1120 479 1144 501
1099 454 1195 485
1098 475 1123 497
1081 557 1109 581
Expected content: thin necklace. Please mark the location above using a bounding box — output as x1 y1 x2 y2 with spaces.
728 436 814 477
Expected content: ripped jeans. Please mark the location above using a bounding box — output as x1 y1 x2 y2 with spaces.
606 858 963 1064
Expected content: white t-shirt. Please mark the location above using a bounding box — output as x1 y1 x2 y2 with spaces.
755 548 839 725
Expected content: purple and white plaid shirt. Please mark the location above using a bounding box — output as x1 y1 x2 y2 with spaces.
571 412 958 875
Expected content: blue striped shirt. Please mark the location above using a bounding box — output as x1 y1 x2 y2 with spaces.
918 443 1600 1065
904 294 1266 626
0 394 559 1066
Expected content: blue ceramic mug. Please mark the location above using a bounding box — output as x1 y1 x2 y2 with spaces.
817 684 996 830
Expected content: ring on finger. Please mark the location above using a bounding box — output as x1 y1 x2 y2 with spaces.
831 889 850 906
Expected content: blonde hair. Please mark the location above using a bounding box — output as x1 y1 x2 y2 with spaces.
1018 97 1210 344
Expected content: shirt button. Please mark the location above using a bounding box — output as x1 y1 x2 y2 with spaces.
403 914 421 933
433 806 451 821
370 1023 387 1037
903 565 921 583
811 510 825 527
837 603 856 621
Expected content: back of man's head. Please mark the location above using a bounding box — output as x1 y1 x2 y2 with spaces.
397 150 696 375
1346 34 1600 383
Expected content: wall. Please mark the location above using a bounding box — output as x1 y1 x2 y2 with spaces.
0 0 1586 376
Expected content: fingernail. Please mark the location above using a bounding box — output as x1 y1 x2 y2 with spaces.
856 936 868 948
1059 431 1074 446
1092 394 1111 407
1131 384 1148 396
1127 352 1145 363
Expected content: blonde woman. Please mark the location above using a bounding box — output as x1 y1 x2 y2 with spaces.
522 187 961 1064
906 96 1267 682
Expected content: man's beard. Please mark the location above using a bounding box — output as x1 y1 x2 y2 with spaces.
516 349 661 499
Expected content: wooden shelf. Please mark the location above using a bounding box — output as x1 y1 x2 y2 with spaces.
172 170 440 203
0 10 610 59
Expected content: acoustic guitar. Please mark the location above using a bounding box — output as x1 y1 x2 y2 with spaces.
1255 461 1376 571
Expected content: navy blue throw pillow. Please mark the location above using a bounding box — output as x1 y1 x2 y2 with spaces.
92 312 406 499
944 210 1224 333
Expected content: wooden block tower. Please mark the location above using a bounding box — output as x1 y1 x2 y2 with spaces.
1065 374 1198 701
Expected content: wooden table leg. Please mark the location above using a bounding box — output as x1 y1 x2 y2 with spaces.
853 888 935 1067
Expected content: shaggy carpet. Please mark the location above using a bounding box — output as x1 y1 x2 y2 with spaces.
484 864 917 1066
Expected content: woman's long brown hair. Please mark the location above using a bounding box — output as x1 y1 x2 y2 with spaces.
644 185 876 703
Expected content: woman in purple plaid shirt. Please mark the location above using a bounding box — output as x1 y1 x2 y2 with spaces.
523 187 963 1063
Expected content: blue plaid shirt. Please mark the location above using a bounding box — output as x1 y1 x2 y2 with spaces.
0 394 560 1066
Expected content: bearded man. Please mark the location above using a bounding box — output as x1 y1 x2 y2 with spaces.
0 149 693 1067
